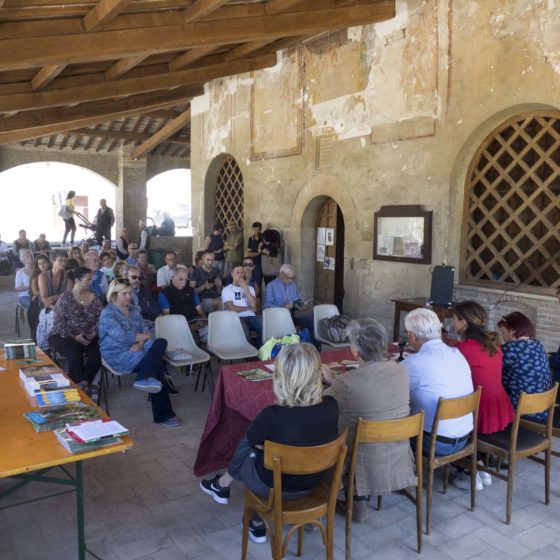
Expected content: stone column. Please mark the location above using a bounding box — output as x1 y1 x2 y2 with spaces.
118 149 147 240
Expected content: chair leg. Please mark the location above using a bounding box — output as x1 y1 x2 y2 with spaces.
506 459 515 524
442 464 450 494
426 466 434 535
416 481 423 553
98 367 110 415
241 506 251 560
194 363 202 392
297 525 303 557
377 495 382 511
545 448 551 505
470 452 477 512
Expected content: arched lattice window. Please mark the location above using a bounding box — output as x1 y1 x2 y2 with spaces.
461 111 560 291
215 156 244 227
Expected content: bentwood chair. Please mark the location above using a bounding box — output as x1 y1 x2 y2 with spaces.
241 430 348 560
477 383 559 524
262 307 297 343
425 388 481 535
313 304 350 349
155 315 211 392
346 412 425 558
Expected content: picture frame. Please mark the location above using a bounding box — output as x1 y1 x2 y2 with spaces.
373 205 432 264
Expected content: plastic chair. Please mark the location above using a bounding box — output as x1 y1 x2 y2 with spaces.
424 388 481 535
207 310 259 362
477 383 559 524
313 304 350 349
155 315 211 392
345 413 424 558
241 429 348 560
97 357 128 415
262 307 297 343
15 303 26 337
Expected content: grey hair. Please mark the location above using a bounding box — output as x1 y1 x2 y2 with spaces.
19 248 33 261
345 319 388 362
170 265 189 279
404 308 442 342
279 263 293 276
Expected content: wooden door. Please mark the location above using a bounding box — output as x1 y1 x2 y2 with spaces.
314 198 345 310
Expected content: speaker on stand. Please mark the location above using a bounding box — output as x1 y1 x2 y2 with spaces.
428 265 455 308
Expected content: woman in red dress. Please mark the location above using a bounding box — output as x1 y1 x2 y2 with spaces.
452 301 514 435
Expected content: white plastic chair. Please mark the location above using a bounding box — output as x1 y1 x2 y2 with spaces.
262 307 297 343
313 304 350 349
155 315 211 391
98 357 129 415
207 310 259 362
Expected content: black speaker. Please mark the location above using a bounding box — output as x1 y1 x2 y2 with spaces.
429 265 455 308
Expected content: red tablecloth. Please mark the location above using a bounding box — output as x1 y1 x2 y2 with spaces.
193 348 353 476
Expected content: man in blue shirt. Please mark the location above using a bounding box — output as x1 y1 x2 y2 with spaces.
84 250 108 297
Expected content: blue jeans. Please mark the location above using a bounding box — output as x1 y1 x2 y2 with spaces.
241 315 263 348
413 433 468 457
293 315 320 350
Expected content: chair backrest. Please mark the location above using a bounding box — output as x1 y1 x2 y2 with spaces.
313 304 340 338
155 314 198 352
354 411 425 445
432 387 482 431
207 310 250 349
262 307 296 342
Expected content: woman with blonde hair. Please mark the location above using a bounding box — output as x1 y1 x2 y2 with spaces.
200 343 338 544
112 260 128 280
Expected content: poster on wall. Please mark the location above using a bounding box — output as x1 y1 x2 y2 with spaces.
317 227 326 245
323 256 335 270
317 244 325 262
325 228 335 246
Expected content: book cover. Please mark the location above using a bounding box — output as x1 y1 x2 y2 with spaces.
23 402 102 432
19 365 65 378
236 368 272 382
35 388 81 407
4 339 36 360
54 428 121 454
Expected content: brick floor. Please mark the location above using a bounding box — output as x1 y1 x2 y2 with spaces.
0 282 559 559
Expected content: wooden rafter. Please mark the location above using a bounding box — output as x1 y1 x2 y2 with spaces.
31 63 66 90
168 45 218 72
83 0 133 32
183 0 229 23
265 0 307 16
71 127 189 144
224 40 275 62
132 107 191 159
104 55 149 81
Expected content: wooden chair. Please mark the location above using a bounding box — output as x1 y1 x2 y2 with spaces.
346 412 425 558
424 387 482 535
519 405 560 458
241 429 348 560
477 383 559 524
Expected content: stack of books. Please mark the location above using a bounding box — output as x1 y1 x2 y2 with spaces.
54 419 129 454
19 364 80 406
23 402 102 432
4 339 36 359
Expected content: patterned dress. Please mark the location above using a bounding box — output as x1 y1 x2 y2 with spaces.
502 339 552 422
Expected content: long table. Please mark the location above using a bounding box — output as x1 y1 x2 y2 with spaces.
193 348 353 477
0 349 133 560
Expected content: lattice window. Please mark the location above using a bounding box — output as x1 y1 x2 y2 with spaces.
461 112 560 290
215 156 244 227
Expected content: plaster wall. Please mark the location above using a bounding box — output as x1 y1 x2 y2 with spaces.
191 0 560 345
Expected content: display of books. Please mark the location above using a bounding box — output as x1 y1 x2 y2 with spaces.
236 368 273 382
4 339 36 360
16 357 51 368
54 428 122 454
23 402 102 432
66 419 129 442
20 372 71 396
19 365 65 378
35 388 81 407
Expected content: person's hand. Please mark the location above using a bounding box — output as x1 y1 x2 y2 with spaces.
74 334 89 346
135 332 150 343
130 341 144 352
238 277 249 289
322 364 335 385
214 277 222 287
205 281 213 290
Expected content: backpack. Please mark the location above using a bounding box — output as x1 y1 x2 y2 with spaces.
318 314 351 343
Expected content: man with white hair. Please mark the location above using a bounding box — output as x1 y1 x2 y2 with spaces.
403 308 474 458
84 250 108 297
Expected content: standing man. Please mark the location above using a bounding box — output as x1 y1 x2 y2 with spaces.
94 199 115 245
204 223 225 278
190 250 223 314
222 263 262 347
156 250 178 289
223 221 243 278
158 212 176 236
245 221 263 285
84 250 108 297
138 218 151 252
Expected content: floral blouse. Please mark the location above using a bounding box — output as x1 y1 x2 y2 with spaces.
51 290 102 339
502 339 552 421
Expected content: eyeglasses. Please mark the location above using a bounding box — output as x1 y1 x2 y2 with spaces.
113 278 131 285
129 275 140 280
243 263 254 267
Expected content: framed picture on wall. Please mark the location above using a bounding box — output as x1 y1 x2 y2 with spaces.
373 205 432 264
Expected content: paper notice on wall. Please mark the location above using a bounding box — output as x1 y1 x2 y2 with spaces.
317 227 326 245
317 244 325 262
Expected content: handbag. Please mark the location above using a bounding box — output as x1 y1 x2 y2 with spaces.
318 314 351 343
36 308 54 351
58 205 71 220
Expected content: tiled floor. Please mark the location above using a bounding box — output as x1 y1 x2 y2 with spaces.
1 282 559 559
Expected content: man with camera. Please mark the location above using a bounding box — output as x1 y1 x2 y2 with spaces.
190 250 223 314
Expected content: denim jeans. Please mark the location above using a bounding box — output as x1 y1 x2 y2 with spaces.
411 433 468 457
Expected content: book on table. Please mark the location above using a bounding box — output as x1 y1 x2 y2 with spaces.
34 387 81 407
20 371 70 396
4 339 36 359
23 402 102 432
66 419 129 442
54 428 122 454
236 368 272 382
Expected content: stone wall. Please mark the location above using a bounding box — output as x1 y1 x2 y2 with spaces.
190 0 560 343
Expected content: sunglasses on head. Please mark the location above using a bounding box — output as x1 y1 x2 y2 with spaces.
243 262 254 267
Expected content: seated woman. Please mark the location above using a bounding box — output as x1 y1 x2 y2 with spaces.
200 343 338 544
27 254 51 341
323 318 417 523
112 260 128 280
99 251 115 282
98 278 180 427
38 250 68 309
15 249 34 309
452 301 515 489
498 312 552 421
69 245 84 265
50 267 102 393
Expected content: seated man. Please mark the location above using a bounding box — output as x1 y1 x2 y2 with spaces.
264 263 317 347
32 233 51 254
221 263 262 348
136 249 156 288
128 266 161 322
84 250 108 297
402 308 474 457
158 266 207 342
323 319 417 522
125 242 138 266
157 249 177 289
190 250 223 314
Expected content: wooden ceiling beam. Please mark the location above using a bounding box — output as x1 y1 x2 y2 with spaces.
0 53 277 112
132 107 191 159
71 127 190 144
183 0 229 23
0 85 202 144
31 63 66 91
168 45 218 71
0 3 396 70
83 0 134 32
265 0 307 16
223 40 275 62
104 54 149 81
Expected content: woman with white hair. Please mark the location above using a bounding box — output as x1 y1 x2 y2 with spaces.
200 343 339 544
14 249 34 309
324 318 417 522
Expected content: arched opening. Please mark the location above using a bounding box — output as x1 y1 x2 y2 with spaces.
147 168 192 236
301 196 345 311
0 161 116 243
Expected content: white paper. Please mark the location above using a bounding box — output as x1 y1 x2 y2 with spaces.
67 420 128 442
264 364 276 372
317 244 325 262
317 227 326 245
325 228 335 246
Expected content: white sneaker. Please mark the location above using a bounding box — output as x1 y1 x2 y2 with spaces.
478 470 492 486
453 471 483 491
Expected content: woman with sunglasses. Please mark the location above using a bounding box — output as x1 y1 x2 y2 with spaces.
497 312 553 420
99 278 180 427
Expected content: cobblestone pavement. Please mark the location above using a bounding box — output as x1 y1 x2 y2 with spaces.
0 281 559 559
